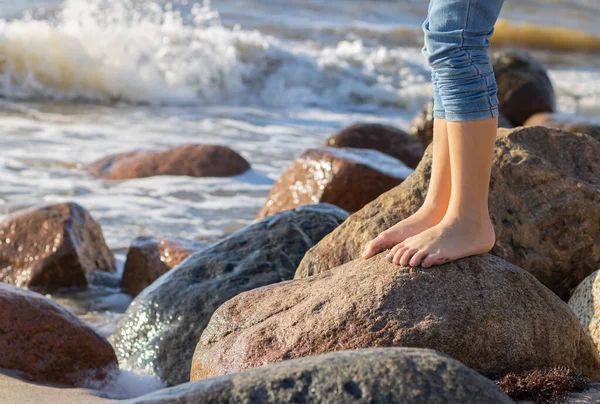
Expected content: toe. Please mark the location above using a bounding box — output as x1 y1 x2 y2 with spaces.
421 253 441 268
400 247 419 266
392 246 408 265
386 243 404 261
362 232 390 259
409 250 429 267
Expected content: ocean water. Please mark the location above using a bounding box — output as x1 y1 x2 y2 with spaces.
1 0 600 397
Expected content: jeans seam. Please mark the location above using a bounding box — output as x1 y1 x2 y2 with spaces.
463 0 495 115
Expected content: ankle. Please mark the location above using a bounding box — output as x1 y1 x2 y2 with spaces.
420 200 449 216
443 209 491 227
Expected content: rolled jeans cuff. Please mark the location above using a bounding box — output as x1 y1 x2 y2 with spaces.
444 106 499 122
433 110 446 119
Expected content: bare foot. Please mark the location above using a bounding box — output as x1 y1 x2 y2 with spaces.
362 204 447 259
385 213 496 267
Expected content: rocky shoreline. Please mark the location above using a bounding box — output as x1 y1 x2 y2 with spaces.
0 50 599 403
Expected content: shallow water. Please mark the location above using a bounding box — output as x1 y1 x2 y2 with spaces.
1 0 600 398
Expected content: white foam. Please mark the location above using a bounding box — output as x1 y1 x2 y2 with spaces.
0 0 431 108
85 369 166 400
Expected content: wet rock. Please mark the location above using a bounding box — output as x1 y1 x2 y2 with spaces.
408 99 513 147
296 126 600 301
87 145 250 180
569 270 600 354
0 283 118 386
0 202 116 292
525 113 600 142
192 254 600 382
324 123 425 168
111 204 348 386
122 348 512 404
492 50 556 126
256 148 412 219
121 237 207 297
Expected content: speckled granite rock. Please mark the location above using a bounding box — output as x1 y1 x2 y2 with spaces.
569 270 600 353
257 147 412 219
296 126 600 301
324 123 425 168
0 283 118 386
192 254 600 382
111 204 348 386
0 202 115 292
124 348 512 404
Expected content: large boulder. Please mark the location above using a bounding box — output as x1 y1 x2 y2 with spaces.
525 113 600 142
0 283 118 386
492 50 556 126
324 123 425 169
121 236 206 297
0 202 116 292
256 148 412 219
192 254 600 382
296 126 600 301
87 144 250 180
111 204 349 386
122 348 512 404
569 270 600 353
408 99 513 147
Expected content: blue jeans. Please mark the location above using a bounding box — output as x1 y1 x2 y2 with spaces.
423 0 505 121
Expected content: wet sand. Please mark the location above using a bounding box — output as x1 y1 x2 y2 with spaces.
0 370 111 404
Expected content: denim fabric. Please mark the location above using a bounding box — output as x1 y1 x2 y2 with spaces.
422 0 505 121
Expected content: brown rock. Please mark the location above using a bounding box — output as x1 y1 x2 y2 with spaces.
296 126 600 301
87 144 250 180
257 147 412 219
324 123 425 168
408 99 513 147
525 113 600 142
0 283 118 386
0 202 116 292
121 236 206 297
492 50 556 126
191 254 600 381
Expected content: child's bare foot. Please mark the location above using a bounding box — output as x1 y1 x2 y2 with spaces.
362 203 447 259
385 212 495 267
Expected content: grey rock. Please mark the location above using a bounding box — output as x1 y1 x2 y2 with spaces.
121 348 513 404
110 204 348 386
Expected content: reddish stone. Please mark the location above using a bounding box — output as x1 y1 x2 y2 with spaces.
0 283 118 386
88 145 250 180
0 203 115 292
324 123 425 168
257 147 412 219
192 254 600 382
121 236 206 296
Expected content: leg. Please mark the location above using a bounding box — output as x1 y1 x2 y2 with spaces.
390 0 504 267
362 117 450 259
362 31 451 259
392 118 497 267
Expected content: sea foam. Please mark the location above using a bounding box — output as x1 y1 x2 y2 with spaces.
0 0 429 108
